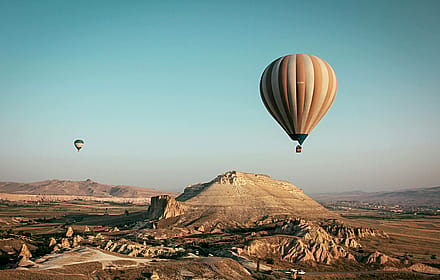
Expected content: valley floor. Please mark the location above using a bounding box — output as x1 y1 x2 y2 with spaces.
0 199 439 279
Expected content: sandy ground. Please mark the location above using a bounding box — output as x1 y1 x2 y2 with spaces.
30 247 153 270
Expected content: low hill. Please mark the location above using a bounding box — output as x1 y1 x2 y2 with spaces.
0 179 176 198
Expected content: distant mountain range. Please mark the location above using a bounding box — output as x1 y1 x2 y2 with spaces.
311 186 440 205
0 179 177 198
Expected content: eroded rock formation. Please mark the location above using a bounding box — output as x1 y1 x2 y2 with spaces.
66 226 74 237
363 250 399 265
147 195 185 220
238 220 360 265
47 237 56 250
100 239 185 258
18 243 32 259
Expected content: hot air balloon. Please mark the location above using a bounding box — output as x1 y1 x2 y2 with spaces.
260 54 337 153
74 139 84 152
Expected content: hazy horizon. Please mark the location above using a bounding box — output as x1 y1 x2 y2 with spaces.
0 171 438 196
1 0 439 194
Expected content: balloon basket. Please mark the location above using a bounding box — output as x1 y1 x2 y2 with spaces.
296 145 302 153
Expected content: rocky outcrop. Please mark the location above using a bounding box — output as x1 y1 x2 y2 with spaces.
66 226 74 237
343 238 360 248
364 251 399 265
49 237 57 248
48 233 87 252
151 271 160 280
17 243 34 267
233 219 395 265
147 195 185 220
52 244 62 252
409 263 440 275
213 171 248 185
72 235 84 247
321 222 389 239
100 239 186 258
61 238 71 248
239 227 356 265
18 243 32 259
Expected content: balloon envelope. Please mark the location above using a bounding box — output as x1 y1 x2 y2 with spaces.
74 139 84 151
260 54 337 145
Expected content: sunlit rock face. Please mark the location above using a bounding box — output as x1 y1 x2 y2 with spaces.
19 243 32 259
147 195 185 220
66 226 74 237
238 220 358 265
172 171 339 231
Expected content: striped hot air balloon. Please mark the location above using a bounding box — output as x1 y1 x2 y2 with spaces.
260 54 337 152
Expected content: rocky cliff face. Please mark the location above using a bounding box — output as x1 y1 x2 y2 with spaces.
147 195 185 220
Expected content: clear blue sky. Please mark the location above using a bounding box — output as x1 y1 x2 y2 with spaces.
1 0 439 194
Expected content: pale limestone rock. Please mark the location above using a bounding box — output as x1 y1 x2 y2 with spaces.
117 243 127 253
103 240 113 250
52 244 62 252
241 226 356 265
73 235 83 247
214 171 247 185
66 226 74 237
19 243 32 259
49 237 57 248
61 238 71 248
410 263 440 275
128 247 139 257
18 257 35 267
366 251 398 265
109 243 119 252
151 270 160 280
346 253 356 261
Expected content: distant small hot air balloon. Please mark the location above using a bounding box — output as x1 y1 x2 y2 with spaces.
260 54 337 153
74 139 84 152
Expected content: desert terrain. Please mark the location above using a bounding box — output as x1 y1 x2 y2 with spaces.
0 171 438 279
